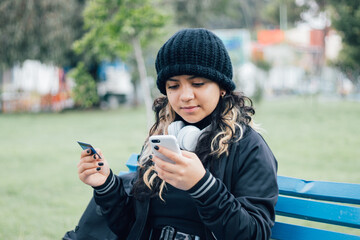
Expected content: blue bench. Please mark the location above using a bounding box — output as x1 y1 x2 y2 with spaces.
125 153 360 239
272 176 360 239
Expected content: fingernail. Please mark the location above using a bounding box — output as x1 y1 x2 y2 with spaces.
96 167 101 171
149 155 153 160
93 155 96 159
154 145 159 150
98 162 104 166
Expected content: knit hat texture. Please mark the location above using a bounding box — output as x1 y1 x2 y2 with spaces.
155 28 235 95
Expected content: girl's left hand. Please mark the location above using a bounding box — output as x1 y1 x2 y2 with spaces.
152 146 206 191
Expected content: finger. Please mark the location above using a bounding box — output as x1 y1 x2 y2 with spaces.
154 162 175 181
80 149 93 158
152 154 177 173
80 153 99 164
94 148 103 159
154 162 187 188
79 167 101 181
181 150 196 158
78 161 101 174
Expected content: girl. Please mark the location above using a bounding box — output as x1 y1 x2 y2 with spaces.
77 28 278 240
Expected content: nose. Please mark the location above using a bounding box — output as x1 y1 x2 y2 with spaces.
179 85 194 102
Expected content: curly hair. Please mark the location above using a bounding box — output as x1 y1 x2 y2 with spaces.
131 92 256 201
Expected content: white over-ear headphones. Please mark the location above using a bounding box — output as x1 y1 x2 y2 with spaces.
168 121 211 152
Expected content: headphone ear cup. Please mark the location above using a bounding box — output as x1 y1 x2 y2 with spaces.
177 125 202 152
168 121 185 136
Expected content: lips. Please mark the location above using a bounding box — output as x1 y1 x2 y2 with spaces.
181 106 199 113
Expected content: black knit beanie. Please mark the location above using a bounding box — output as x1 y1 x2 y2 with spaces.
155 28 236 95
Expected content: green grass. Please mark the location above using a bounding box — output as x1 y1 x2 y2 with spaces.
0 107 148 239
255 97 360 183
0 97 359 239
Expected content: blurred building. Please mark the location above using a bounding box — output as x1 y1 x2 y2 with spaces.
0 59 135 113
97 60 133 109
1 60 73 113
236 25 350 97
213 29 252 67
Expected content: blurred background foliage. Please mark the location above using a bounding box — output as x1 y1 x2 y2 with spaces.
72 0 169 125
0 0 85 68
69 62 99 108
1 0 360 107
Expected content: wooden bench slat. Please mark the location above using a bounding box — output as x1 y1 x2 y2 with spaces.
277 176 360 204
271 222 360 240
275 195 360 228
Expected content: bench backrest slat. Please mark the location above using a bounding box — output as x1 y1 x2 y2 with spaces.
277 176 360 204
271 222 360 240
276 195 360 228
273 175 360 239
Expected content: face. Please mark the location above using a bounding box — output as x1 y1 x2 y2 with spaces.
166 75 224 123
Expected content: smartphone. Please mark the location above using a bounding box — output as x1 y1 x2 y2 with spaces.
149 135 181 164
77 141 102 159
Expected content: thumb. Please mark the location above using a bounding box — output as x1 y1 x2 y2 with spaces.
181 150 197 159
95 148 104 159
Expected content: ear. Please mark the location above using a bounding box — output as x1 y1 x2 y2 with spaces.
220 90 226 97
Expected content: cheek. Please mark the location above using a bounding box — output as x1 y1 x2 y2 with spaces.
201 91 220 111
167 92 178 108
207 97 220 111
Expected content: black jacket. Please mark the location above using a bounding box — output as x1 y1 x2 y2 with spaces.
94 127 278 240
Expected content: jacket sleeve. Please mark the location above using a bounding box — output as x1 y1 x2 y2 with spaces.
93 170 136 238
187 133 278 240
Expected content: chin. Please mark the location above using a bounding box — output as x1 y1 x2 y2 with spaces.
182 116 203 123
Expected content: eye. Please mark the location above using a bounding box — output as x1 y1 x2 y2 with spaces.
167 84 179 89
192 82 205 87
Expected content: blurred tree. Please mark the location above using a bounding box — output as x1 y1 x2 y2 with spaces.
0 0 86 112
170 0 267 30
262 0 311 29
69 62 99 108
327 0 360 84
0 0 85 67
291 0 360 85
74 0 168 128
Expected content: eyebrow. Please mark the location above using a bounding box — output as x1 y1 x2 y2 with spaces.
167 75 198 82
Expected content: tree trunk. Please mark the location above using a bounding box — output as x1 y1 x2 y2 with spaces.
131 36 153 129
0 67 3 113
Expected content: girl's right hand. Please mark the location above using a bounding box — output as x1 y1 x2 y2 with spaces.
77 148 110 187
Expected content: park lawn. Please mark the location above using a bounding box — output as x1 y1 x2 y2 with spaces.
0 107 148 239
0 97 359 239
255 97 360 183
